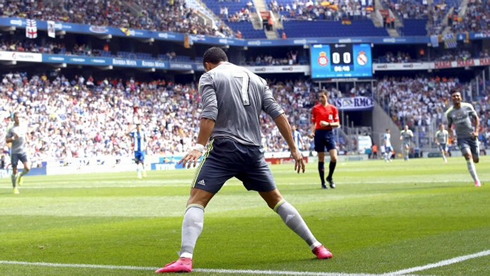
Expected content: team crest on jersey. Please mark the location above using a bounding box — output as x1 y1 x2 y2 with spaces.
317 51 328 66
357 51 368 66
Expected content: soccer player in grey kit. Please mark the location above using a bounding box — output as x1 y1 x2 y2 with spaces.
5 112 30 194
156 47 333 273
445 89 481 187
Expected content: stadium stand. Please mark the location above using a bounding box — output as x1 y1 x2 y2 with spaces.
280 20 389 38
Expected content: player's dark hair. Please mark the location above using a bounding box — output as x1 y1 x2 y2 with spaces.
203 47 228 66
450 88 461 95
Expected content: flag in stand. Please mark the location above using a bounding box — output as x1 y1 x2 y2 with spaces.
26 19 37 39
47 20 56 38
443 32 457 49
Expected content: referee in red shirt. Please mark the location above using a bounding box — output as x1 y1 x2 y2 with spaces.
309 90 340 189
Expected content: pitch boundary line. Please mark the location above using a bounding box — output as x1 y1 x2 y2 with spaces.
0 249 488 275
385 249 490 275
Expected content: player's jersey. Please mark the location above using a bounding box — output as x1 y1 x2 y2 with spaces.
383 133 392 147
6 124 27 154
130 131 147 152
435 130 449 144
199 62 284 146
445 103 477 139
311 103 339 130
400 130 413 143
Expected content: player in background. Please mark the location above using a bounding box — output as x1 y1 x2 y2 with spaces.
383 129 392 162
399 125 413 161
435 123 449 163
128 123 147 179
292 125 304 150
309 90 339 189
445 89 481 187
5 112 30 194
156 47 332 273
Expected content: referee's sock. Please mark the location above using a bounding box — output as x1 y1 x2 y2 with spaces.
318 162 325 185
327 162 336 180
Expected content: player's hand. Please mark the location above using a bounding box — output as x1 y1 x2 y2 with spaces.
320 120 330 127
179 145 205 168
308 132 315 138
291 149 305 173
471 131 479 139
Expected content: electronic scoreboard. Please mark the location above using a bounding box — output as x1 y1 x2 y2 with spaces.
310 43 372 79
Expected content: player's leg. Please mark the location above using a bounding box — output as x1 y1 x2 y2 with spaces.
134 151 142 179
470 139 481 186
404 144 409 161
259 188 333 259
155 188 214 273
140 152 146 177
460 139 480 186
17 154 30 186
314 130 327 189
10 154 19 193
317 152 327 189
440 144 448 163
326 147 337 189
157 139 231 273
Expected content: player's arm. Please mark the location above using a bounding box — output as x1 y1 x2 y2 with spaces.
471 113 479 139
179 73 217 168
274 114 305 173
5 129 17 143
434 131 440 145
400 131 403 141
328 107 340 128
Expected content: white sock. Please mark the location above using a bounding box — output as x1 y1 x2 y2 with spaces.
275 200 319 249
180 205 205 258
466 160 480 182
442 153 447 162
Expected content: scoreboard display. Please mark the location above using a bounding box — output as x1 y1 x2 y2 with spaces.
310 43 372 79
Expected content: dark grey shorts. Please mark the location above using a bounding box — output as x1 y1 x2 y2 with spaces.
458 137 479 158
192 139 276 193
11 153 28 167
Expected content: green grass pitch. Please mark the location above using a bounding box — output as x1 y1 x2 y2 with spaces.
1 156 489 275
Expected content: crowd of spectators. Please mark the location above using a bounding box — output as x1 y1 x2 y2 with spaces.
376 76 490 148
376 76 460 128
2 71 487 166
219 1 254 22
378 51 412 63
270 0 374 21
450 0 490 33
0 72 201 166
0 73 328 164
241 51 302 66
381 0 430 19
0 0 235 38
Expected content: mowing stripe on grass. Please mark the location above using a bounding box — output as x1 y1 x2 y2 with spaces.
0 260 433 276
387 249 490 275
0 179 469 189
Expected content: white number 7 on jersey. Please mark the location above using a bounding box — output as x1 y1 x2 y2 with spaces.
234 72 250 106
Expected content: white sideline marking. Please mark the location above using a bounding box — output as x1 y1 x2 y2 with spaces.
1 250 489 275
0 260 423 276
386 249 490 275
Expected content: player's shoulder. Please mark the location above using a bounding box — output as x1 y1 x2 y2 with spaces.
327 103 338 111
461 102 475 110
444 106 454 116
